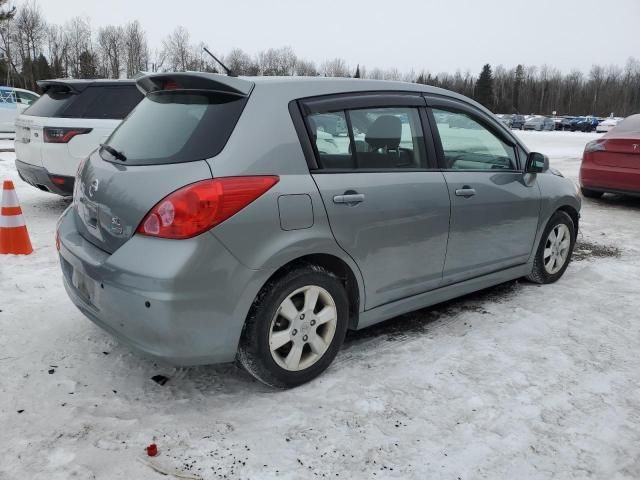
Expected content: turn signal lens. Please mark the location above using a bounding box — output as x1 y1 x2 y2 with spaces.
137 176 279 239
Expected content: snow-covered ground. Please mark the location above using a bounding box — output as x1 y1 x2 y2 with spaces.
1 131 639 479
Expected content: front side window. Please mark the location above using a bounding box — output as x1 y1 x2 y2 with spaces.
433 108 517 170
307 106 427 170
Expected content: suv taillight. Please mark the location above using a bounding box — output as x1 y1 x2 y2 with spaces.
137 176 279 239
43 127 92 143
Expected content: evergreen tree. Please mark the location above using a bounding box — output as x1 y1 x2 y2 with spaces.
475 64 494 109
513 64 524 112
354 64 360 78
78 50 99 78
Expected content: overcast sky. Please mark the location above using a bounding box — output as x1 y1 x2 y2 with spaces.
28 0 640 75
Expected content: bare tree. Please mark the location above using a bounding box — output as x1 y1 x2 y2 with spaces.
14 0 47 89
319 58 350 77
123 20 147 77
225 47 258 75
258 46 297 76
162 26 191 71
65 16 93 78
47 24 68 77
294 58 318 76
97 25 124 78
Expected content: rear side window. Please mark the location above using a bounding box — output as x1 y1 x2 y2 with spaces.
102 90 248 165
23 87 76 117
307 107 427 170
24 85 142 119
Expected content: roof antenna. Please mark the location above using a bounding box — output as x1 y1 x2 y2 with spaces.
203 47 237 77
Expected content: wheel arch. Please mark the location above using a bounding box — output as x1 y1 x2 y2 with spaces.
251 253 362 330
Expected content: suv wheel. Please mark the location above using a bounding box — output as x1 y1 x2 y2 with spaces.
237 266 349 388
526 211 576 284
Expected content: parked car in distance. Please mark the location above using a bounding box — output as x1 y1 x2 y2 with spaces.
57 73 581 388
497 114 525 130
568 115 599 132
580 113 640 198
0 86 40 134
15 79 143 196
524 116 555 131
596 116 624 133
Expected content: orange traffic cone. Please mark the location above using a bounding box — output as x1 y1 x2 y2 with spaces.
0 180 33 255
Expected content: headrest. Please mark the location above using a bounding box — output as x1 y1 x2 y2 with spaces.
365 115 402 150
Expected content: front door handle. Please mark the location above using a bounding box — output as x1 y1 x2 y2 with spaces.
333 193 365 205
455 186 476 198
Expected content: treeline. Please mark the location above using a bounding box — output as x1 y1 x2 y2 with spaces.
1 0 639 116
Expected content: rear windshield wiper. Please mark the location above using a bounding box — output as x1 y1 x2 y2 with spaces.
100 144 127 162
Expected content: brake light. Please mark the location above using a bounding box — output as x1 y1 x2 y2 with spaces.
163 80 180 90
137 176 279 239
44 127 92 143
584 140 606 153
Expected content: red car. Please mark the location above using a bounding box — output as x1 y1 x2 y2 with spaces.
580 114 640 198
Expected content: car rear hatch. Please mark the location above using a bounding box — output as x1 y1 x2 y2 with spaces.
593 137 640 170
73 72 254 254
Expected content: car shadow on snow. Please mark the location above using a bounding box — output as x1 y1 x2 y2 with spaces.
583 193 640 210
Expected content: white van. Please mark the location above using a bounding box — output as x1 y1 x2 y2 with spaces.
15 79 142 195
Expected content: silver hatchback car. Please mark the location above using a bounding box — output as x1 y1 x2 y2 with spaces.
57 73 581 388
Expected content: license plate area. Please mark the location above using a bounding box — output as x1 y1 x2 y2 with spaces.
71 268 96 305
18 126 30 143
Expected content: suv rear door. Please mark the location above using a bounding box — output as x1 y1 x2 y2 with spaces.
299 93 451 309
427 96 541 284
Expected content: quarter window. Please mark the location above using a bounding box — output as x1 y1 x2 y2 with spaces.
432 108 517 170
307 106 427 170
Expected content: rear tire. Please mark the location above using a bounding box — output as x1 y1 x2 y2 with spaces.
581 187 603 199
526 211 576 284
237 265 349 388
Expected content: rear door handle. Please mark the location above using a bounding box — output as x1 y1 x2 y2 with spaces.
333 193 365 204
455 186 476 198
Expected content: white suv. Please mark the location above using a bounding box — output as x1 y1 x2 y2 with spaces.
15 79 142 196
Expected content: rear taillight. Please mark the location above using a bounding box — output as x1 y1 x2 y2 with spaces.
584 140 606 153
137 176 279 239
43 127 92 143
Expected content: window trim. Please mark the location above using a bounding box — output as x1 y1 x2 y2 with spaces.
291 92 439 173
426 97 524 172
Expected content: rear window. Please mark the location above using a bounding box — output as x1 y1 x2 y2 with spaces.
101 90 248 165
24 85 142 119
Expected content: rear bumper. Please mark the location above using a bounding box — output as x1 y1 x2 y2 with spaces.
15 159 74 196
580 162 640 195
57 207 268 366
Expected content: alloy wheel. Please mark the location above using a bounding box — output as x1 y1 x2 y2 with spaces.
268 285 338 371
543 224 571 274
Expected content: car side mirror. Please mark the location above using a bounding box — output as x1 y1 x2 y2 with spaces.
525 152 549 173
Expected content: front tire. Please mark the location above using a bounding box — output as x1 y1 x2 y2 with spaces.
526 211 576 284
237 266 349 388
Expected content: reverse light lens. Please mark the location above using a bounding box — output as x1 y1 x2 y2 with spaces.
584 140 606 153
44 127 92 143
137 176 279 239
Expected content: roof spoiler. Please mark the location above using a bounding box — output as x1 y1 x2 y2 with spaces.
37 80 89 94
136 72 254 97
